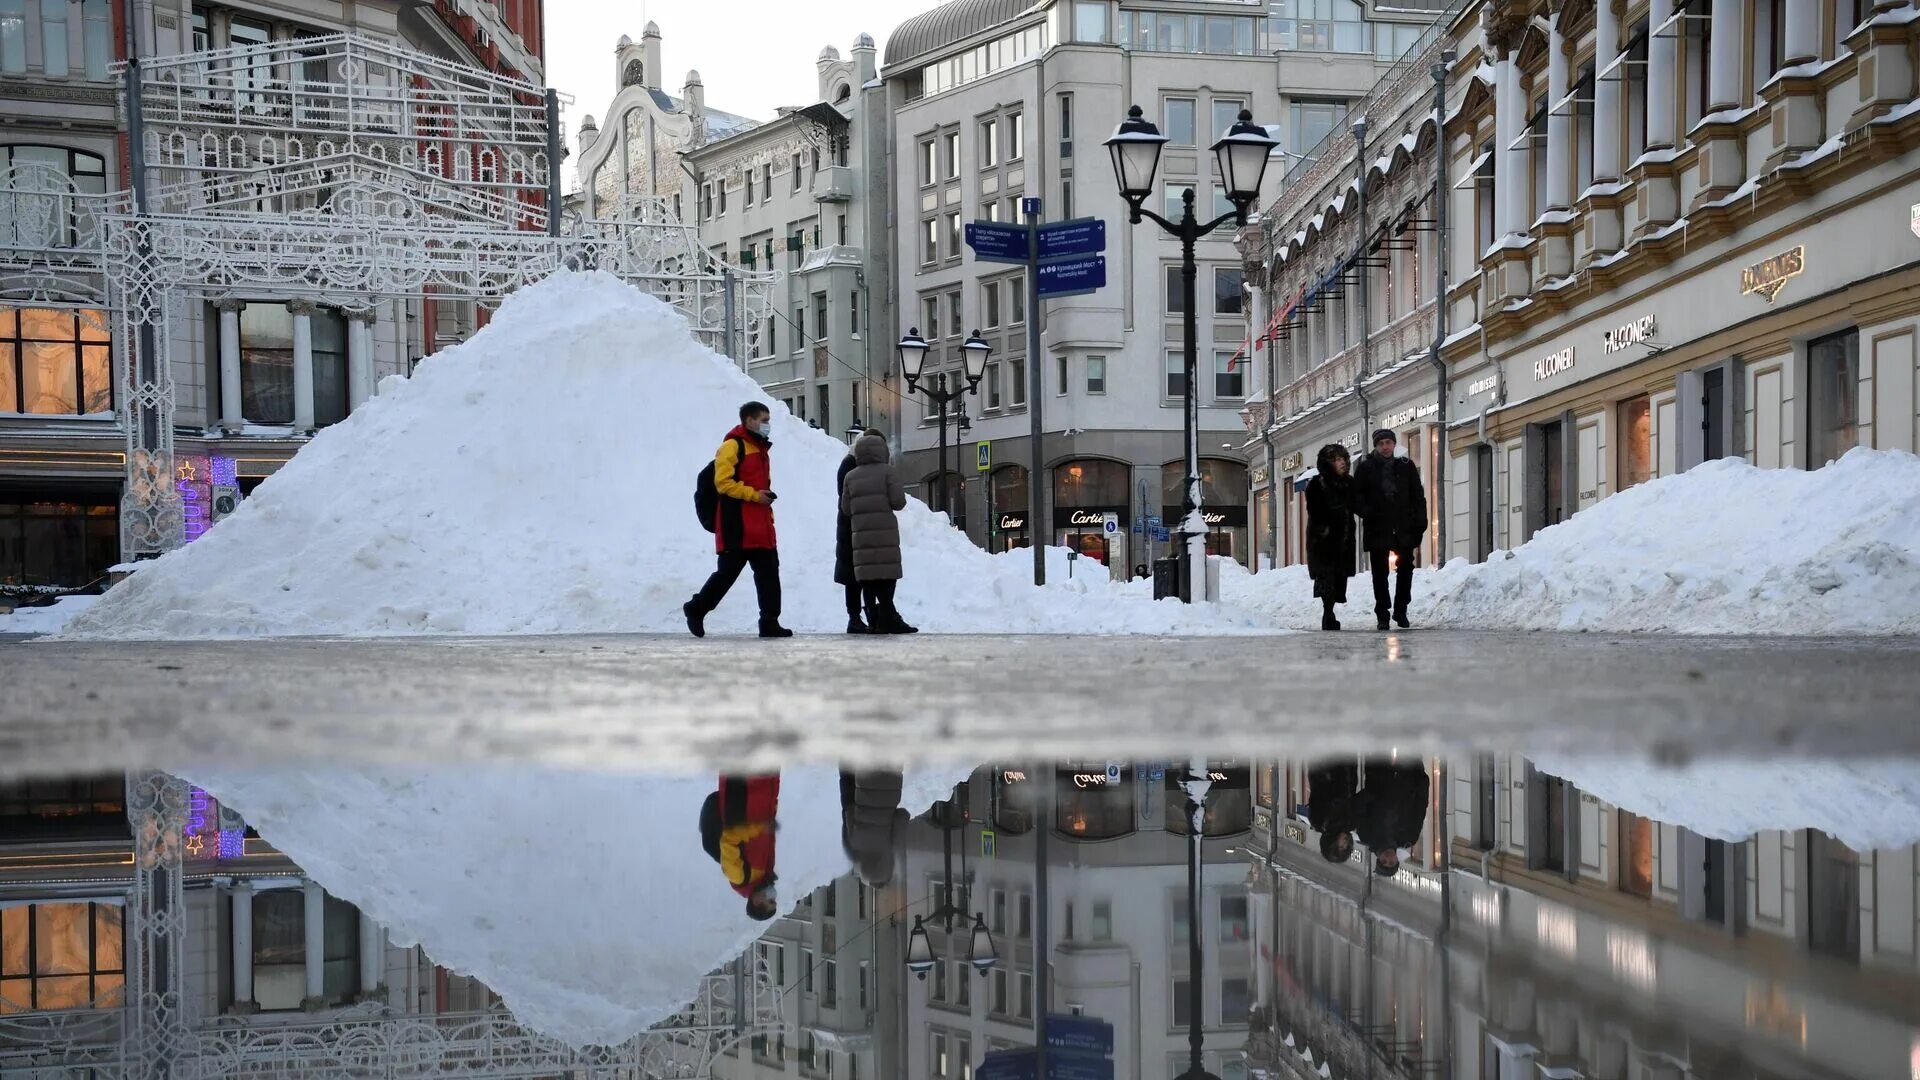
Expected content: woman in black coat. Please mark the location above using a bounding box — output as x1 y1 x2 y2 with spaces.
834 451 865 633
1304 443 1357 631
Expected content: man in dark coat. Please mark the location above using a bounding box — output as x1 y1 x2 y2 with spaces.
686 402 790 638
834 447 866 634
1350 429 1428 630
700 773 782 920
1303 443 1357 631
1306 759 1358 863
839 769 910 887
841 431 916 634
1353 758 1430 878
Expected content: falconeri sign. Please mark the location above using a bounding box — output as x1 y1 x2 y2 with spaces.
1740 245 1805 303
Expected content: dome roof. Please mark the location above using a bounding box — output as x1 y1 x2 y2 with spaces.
883 0 1034 65
643 20 661 36
819 45 842 62
854 32 876 49
685 69 702 85
616 34 632 47
580 113 598 129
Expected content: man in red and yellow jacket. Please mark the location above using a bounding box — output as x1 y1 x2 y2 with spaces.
685 402 791 638
700 773 781 921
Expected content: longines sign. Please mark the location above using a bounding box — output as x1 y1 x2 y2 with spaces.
1741 245 1805 303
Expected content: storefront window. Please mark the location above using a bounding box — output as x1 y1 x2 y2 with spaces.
1164 767 1253 836
0 775 127 840
0 307 111 415
1618 811 1654 896
312 308 348 428
0 901 125 1011
1619 395 1652 489
1055 765 1135 840
993 767 1037 834
1054 459 1130 568
239 303 295 425
989 465 1030 552
0 496 118 589
1161 459 1249 564
252 890 359 1011
1806 329 1859 467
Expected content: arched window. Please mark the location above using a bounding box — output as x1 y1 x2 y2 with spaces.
834 83 852 104
988 465 1029 551
621 58 644 87
1161 458 1250 565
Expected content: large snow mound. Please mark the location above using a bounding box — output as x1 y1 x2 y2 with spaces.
189 764 970 1047
60 272 1269 639
1222 448 1920 634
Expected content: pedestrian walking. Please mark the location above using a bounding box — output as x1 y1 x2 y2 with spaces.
698 773 782 920
1351 429 1428 630
1306 758 1358 863
840 430 918 634
838 768 909 887
1353 758 1430 878
834 444 867 634
686 402 791 638
1304 443 1357 631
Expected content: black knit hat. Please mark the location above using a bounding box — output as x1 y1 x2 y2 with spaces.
1371 428 1397 448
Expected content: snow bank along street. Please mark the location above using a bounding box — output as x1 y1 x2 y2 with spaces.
49 270 1920 641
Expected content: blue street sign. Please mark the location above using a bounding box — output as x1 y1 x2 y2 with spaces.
978 1049 1037 1080
1045 1015 1116 1056
978 1049 1114 1080
1022 196 1042 216
1131 520 1144 535
1147 515 1164 528
1037 218 1107 260
1036 255 1106 298
965 221 1030 264
1152 526 1171 542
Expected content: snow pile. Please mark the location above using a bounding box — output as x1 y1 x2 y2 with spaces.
190 763 969 1047
59 272 1270 640
1533 756 1920 853
1224 449 1920 634
0 594 98 635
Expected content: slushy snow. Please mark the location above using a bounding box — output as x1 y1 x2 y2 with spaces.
59 272 1267 640
1219 448 1920 634
189 763 969 1048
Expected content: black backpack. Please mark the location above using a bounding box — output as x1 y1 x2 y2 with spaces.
693 437 746 533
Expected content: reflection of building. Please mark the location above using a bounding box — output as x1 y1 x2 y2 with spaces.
880 0 1436 569
897 764 1255 1080
1241 756 1920 1080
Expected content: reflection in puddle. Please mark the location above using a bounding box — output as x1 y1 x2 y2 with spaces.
0 756 1915 1079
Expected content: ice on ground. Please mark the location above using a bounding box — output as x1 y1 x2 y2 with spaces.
1532 756 1920 853
190 764 969 1047
1221 448 1920 634
58 271 1271 640
0 594 99 635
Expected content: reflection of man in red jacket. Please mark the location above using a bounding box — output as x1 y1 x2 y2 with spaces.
700 774 781 921
685 402 790 639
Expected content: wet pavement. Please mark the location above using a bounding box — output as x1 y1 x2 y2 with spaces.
3 630 1918 778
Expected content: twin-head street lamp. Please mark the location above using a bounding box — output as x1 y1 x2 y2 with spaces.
898 327 992 523
1107 106 1278 603
905 913 998 980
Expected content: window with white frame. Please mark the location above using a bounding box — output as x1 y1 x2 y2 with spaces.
1215 350 1243 399
932 1031 949 1077
1166 351 1186 398
1163 96 1197 146
947 291 964 338
923 296 941 338
1214 266 1245 315
983 281 1001 328
986 361 1003 409
922 218 939 265
1010 358 1027 406
1165 265 1187 314
943 130 961 178
1056 354 1069 396
1009 276 1026 323
1086 355 1107 394
981 117 1000 167
946 212 963 259
1007 111 1025 159
920 139 937 186
250 888 359 1011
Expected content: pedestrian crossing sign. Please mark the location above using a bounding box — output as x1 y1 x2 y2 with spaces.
977 442 991 472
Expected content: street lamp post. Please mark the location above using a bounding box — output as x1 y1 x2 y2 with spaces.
1178 761 1218 1080
898 328 991 523
1108 107 1277 602
905 793 998 982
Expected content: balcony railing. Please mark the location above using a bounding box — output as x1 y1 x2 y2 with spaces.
1266 299 1436 427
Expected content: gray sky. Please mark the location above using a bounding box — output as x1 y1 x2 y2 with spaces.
545 2 945 137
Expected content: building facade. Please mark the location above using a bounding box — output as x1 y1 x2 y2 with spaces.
1243 0 1920 571
0 0 548 598
882 0 1439 572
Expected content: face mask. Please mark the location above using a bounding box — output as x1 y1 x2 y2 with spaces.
753 420 771 437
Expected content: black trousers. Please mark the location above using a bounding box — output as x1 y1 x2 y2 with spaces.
861 579 897 616
1369 547 1414 616
843 583 863 618
691 549 781 622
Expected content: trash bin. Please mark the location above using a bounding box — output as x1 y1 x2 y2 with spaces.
1151 558 1180 601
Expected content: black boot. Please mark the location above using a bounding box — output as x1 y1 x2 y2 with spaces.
847 614 870 634
683 601 706 639
1376 609 1390 631
1320 600 1340 631
1393 606 1410 629
882 606 919 635
759 619 794 638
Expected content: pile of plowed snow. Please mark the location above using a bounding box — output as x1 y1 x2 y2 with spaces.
59 271 1267 639
1219 447 1920 634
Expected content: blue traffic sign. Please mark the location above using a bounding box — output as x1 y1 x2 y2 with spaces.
978 1049 1113 1080
1037 218 1106 260
1045 1015 1115 1056
1147 515 1164 528
1037 255 1106 298
1022 196 1042 217
966 221 1029 264
1152 526 1171 542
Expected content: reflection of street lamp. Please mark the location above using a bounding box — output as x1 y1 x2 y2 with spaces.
1108 107 1276 603
899 327 989 522
905 790 998 981
1175 762 1220 1080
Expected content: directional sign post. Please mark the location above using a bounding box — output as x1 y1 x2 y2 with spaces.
1037 255 1106 299
965 221 1030 264
1037 218 1107 260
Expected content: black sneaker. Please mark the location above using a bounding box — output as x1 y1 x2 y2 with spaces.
759 621 795 639
683 601 706 638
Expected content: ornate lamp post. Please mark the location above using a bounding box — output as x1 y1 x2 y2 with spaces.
898 327 991 522
906 793 998 980
1107 107 1277 601
1176 761 1219 1080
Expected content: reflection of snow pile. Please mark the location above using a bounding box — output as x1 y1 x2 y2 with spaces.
60 271 1269 639
189 764 968 1047
1531 756 1920 853
1222 449 1920 634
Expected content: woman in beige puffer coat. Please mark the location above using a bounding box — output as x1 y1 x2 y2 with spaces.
839 431 916 634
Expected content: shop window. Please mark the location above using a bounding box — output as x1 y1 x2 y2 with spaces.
1806 329 1858 467
0 497 118 589
1618 810 1654 896
1619 395 1652 488
0 901 125 1011
251 889 359 1011
311 308 348 428
1166 766 1253 835
238 303 295 424
1805 830 1860 962
1056 763 1136 838
0 306 111 415
989 465 1030 552
0 775 127 840
1054 459 1130 508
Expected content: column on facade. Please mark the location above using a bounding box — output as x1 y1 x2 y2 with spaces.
215 298 245 431
288 300 316 431
1781 0 1820 66
1494 53 1525 235
358 911 384 998
231 882 255 1011
1545 18 1574 209
1707 0 1748 112
1593 0 1623 181
346 308 376 408
1646 0 1679 148
302 880 326 1008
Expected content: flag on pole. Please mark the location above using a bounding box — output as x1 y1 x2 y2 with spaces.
1229 282 1308 372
